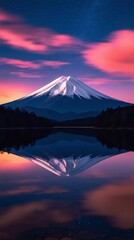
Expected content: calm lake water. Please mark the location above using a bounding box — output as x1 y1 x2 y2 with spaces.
0 129 134 240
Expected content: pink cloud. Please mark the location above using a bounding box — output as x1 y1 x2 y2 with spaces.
83 30 134 77
0 10 20 22
42 60 69 67
10 71 43 78
79 76 134 86
0 10 82 53
0 28 47 52
0 58 40 69
50 34 81 49
79 77 111 85
0 57 70 69
78 76 134 103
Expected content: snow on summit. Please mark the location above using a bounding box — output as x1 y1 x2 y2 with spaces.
28 76 110 99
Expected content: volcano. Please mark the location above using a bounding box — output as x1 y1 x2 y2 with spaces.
4 76 129 121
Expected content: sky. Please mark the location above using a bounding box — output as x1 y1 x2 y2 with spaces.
0 0 134 104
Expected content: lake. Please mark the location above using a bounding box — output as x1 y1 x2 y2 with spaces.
0 129 134 240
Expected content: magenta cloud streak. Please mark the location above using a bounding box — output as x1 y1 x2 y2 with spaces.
0 58 70 69
82 30 134 77
0 10 82 53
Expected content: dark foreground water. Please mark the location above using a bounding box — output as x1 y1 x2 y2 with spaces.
0 129 134 240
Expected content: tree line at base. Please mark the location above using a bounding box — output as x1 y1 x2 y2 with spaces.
96 105 134 128
0 106 52 128
0 105 133 128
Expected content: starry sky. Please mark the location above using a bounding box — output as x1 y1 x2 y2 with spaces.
0 0 134 104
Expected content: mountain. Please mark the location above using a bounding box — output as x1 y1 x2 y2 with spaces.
3 76 130 121
10 130 124 177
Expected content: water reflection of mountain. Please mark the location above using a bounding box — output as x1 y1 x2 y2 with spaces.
8 130 124 176
1 129 133 176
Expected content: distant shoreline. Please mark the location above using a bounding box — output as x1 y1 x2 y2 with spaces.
0 126 134 130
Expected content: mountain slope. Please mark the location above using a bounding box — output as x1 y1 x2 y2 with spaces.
3 76 130 121
27 75 111 99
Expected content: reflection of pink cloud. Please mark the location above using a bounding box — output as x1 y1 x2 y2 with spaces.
78 152 134 180
0 185 39 196
83 179 134 229
83 30 134 77
0 202 44 228
0 178 68 197
0 10 82 53
16 178 41 184
40 186 69 194
0 200 73 239
0 152 30 170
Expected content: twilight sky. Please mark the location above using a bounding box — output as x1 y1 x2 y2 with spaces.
0 0 134 104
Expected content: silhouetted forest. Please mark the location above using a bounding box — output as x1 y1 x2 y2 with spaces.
96 105 134 128
1 105 134 129
0 106 52 128
57 105 134 128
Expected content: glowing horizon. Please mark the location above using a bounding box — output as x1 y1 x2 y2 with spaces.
0 76 133 105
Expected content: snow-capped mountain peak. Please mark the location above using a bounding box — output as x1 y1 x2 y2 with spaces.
28 76 110 99
4 75 129 120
